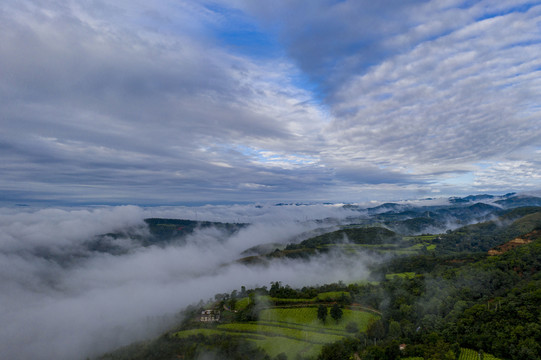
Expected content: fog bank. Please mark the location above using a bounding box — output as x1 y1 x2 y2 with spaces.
0 204 373 360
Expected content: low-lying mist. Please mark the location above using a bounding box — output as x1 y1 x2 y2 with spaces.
0 204 375 360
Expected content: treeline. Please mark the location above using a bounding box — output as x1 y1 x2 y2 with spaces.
211 280 354 302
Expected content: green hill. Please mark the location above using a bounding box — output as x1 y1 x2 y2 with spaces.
96 207 541 360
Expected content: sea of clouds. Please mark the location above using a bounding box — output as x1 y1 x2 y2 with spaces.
0 204 379 360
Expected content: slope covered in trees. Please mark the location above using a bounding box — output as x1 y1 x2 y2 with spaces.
97 204 541 360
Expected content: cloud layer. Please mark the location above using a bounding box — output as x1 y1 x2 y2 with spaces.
0 204 374 360
0 0 540 204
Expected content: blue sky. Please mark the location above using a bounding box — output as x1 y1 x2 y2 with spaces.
1 0 540 205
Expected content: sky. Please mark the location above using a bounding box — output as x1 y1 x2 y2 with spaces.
1 0 541 205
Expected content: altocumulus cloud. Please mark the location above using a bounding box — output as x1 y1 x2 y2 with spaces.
237 0 541 194
0 0 540 204
0 204 376 360
0 0 330 205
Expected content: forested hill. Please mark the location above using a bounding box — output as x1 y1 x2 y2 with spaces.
44 218 248 265
144 218 247 242
434 207 541 254
97 207 541 360
352 194 541 235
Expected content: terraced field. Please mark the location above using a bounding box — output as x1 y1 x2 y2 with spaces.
403 348 502 360
315 291 351 301
459 348 502 360
218 323 344 344
258 307 377 333
174 306 379 359
266 291 353 305
385 272 416 280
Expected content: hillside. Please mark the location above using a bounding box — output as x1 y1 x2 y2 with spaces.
144 218 247 243
96 205 541 360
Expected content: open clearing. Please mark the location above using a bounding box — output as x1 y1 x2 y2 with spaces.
459 348 502 360
174 306 379 359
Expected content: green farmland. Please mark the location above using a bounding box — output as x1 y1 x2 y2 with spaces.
459 348 502 360
174 306 379 359
403 348 502 360
258 307 377 332
385 272 416 280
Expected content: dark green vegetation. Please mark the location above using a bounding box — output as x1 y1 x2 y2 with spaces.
144 218 247 243
239 227 434 264
76 219 247 260
98 195 541 360
433 208 541 254
357 193 541 236
313 208 541 360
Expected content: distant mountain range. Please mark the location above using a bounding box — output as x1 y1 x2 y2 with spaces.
342 193 541 235
41 193 541 266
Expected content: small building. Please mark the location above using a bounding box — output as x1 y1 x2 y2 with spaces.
399 344 407 351
200 309 220 322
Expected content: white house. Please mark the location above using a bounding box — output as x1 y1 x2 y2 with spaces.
200 309 220 322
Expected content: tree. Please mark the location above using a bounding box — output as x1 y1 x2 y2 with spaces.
229 297 237 311
317 305 328 323
318 338 360 360
367 319 386 340
330 303 343 322
388 320 401 339
270 281 282 297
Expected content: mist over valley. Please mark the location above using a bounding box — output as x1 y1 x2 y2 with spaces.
2 2 541 358
2 194 541 359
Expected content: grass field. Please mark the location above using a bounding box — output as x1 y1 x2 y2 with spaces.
270 290 350 304
315 291 350 301
402 235 438 252
217 323 344 343
235 297 250 310
270 297 314 303
173 306 379 359
252 336 321 358
174 326 326 358
258 307 377 332
385 272 416 280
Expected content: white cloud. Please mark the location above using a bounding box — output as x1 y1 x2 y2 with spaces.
0 0 539 203
324 2 541 185
473 161 541 189
0 205 373 360
0 0 329 204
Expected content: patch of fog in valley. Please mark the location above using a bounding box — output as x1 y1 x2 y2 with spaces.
0 204 375 360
